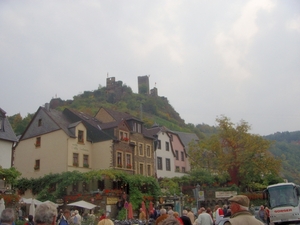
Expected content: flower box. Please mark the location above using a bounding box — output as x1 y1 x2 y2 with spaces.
117 164 122 168
73 162 79 167
34 165 39 170
83 164 89 168
121 137 129 142
126 164 132 169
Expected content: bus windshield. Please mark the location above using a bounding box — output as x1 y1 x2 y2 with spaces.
268 185 299 208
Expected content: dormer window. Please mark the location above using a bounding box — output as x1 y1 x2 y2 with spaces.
78 130 84 143
38 119 42 127
132 122 142 133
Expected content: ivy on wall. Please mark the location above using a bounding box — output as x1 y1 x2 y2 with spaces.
14 169 161 211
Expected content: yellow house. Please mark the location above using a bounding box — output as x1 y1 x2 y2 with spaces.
14 106 112 180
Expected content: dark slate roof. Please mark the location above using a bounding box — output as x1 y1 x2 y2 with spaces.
44 108 77 138
0 108 17 142
102 107 143 123
63 108 116 142
172 131 199 147
145 126 169 136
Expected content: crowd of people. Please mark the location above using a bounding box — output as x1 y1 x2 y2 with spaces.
1 195 270 225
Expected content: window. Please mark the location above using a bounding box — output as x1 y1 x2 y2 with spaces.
117 152 123 167
157 157 162 170
175 166 180 172
166 158 171 171
38 119 42 127
157 140 161 149
133 122 142 133
175 150 179 160
147 164 151 176
78 130 84 143
34 159 40 170
146 145 151 157
139 163 144 175
131 141 137 155
165 142 169 151
83 155 89 167
126 154 132 169
0 118 2 130
182 167 186 173
35 137 41 147
73 153 79 166
120 131 129 142
139 143 144 156
181 152 185 161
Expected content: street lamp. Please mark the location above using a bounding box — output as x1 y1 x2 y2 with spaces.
196 184 200 209
179 192 184 216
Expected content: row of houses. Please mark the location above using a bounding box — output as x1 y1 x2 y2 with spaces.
0 104 199 191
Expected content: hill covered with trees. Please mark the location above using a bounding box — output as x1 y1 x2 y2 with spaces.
7 83 300 184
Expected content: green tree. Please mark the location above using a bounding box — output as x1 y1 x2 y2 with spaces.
188 116 281 189
0 167 21 187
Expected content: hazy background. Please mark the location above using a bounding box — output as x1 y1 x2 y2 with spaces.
1 0 299 135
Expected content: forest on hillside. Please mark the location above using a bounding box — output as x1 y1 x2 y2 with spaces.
264 131 300 184
7 84 300 183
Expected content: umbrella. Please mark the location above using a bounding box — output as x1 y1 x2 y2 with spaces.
141 201 146 214
43 200 59 208
149 201 154 213
29 199 36 217
20 198 43 205
0 198 5 215
127 202 133 219
67 200 97 210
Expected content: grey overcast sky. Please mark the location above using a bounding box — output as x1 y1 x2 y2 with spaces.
1 0 299 136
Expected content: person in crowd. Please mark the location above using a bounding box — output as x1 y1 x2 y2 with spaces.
195 207 213 225
224 195 264 225
205 208 213 221
25 215 34 225
56 209 63 224
155 207 161 220
213 205 224 225
58 209 71 225
17 208 23 221
99 213 106 221
186 209 195 224
74 210 81 225
34 202 58 225
180 210 192 225
139 208 146 220
97 218 114 225
258 205 265 223
167 210 174 218
265 207 270 225
155 208 169 225
173 212 183 225
161 215 181 225
222 205 228 216
249 204 255 215
0 208 15 225
149 209 157 220
224 209 231 217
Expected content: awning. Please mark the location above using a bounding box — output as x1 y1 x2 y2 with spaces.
67 200 97 210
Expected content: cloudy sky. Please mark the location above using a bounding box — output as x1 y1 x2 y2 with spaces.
1 0 299 136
